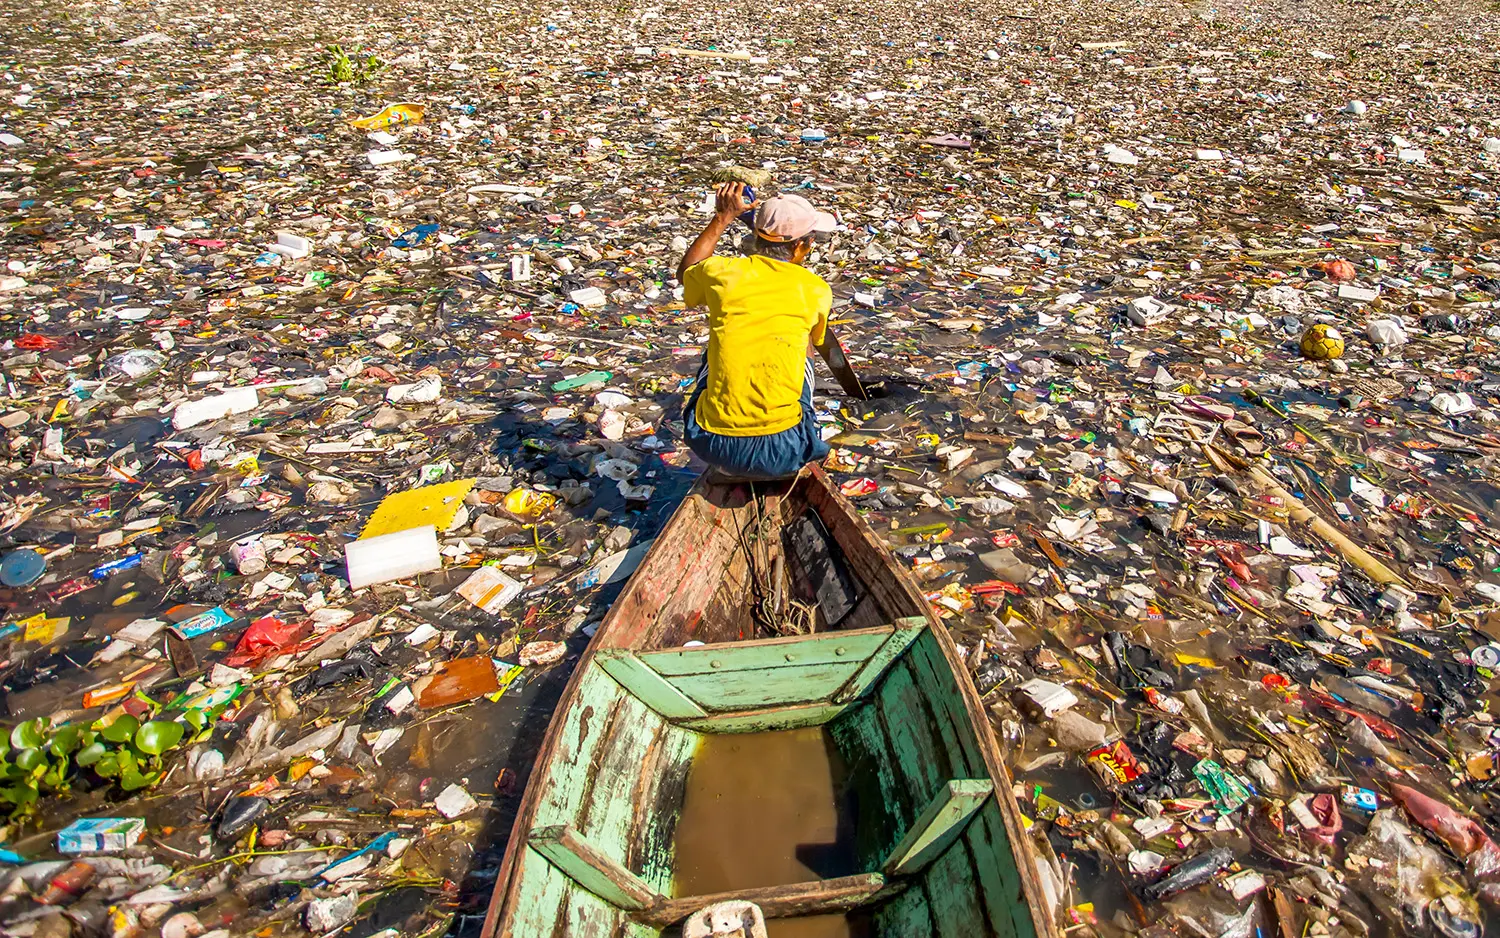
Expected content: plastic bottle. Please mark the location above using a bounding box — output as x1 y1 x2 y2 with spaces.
39 861 96 905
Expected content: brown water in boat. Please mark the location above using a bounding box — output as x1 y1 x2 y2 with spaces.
672 728 867 938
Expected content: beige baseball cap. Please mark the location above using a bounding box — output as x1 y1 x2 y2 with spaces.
753 194 838 242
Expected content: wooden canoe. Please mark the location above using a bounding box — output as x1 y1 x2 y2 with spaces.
480 465 1058 938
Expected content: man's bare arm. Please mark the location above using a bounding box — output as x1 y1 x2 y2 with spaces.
677 182 754 282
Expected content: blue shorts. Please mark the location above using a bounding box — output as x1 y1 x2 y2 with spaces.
683 358 831 480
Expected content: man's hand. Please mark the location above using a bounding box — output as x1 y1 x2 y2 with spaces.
713 182 755 221
678 182 758 283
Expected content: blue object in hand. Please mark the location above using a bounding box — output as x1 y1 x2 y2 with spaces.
737 185 757 229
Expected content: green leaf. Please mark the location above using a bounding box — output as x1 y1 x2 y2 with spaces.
49 726 82 757
95 754 121 778
183 709 206 732
75 742 108 767
99 715 139 744
119 765 158 792
13 748 43 772
10 720 45 750
0 784 37 807
42 760 68 789
134 721 184 756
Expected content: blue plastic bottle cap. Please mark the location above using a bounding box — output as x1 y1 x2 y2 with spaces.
0 549 46 588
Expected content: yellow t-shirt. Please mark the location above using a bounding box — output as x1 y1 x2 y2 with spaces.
684 256 831 437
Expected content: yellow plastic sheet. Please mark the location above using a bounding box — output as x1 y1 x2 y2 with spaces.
361 478 476 539
348 102 425 130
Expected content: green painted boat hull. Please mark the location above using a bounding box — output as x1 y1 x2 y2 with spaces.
482 467 1057 938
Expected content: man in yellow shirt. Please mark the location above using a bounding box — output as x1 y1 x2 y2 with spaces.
676 183 837 479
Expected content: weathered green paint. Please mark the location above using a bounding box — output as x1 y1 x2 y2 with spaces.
966 801 1028 938
576 693 662 866
904 634 981 776
927 842 992 938
597 651 709 719
639 626 894 676
833 617 927 703
904 632 1032 938
877 661 945 804
677 700 849 733
875 878 936 938
533 667 626 831
987 804 1039 938
633 726 699 894
507 846 570 938
882 779 993 876
529 825 660 910
670 660 865 712
558 878 619 937
828 700 910 869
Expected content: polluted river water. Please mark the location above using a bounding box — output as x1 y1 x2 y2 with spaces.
3 0 1500 933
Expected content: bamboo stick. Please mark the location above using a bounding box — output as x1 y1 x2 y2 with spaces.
1244 462 1408 588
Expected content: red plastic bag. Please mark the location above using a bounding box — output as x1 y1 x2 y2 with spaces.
225 616 308 667
1392 784 1493 857
1304 793 1343 846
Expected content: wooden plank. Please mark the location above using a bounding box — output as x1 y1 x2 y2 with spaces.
920 613 1054 938
532 667 626 830
903 633 980 775
965 801 1025 938
601 480 779 650
669 660 864 712
502 847 568 938
882 779 993 876
633 873 890 928
832 617 926 703
575 694 660 865
926 841 994 938
558 877 623 936
878 660 950 796
639 626 894 676
903 631 1016 935
677 700 848 733
875 879 936 938
529 825 662 910
596 650 708 719
828 701 910 870
629 725 698 892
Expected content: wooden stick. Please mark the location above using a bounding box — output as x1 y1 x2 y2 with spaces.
1193 436 1406 587
634 873 891 927
1244 462 1408 588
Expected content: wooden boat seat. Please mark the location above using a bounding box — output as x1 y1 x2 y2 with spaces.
634 873 894 927
528 824 895 924
596 617 928 729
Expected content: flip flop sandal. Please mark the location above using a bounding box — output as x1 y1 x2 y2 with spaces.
1222 419 1266 456
1176 395 1235 422
1152 411 1216 442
